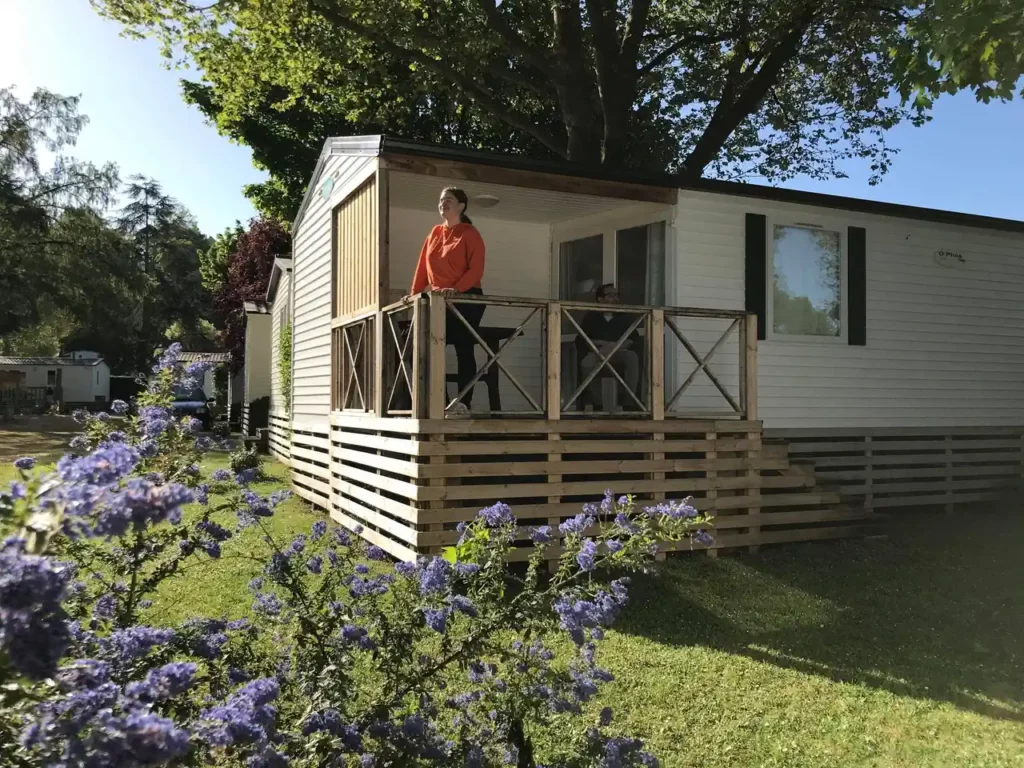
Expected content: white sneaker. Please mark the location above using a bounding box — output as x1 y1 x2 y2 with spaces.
446 402 471 418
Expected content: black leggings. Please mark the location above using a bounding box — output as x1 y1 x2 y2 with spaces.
446 288 485 407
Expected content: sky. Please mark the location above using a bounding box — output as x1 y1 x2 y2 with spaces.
2 0 1023 236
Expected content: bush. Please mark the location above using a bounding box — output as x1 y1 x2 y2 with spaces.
278 322 291 417
229 444 262 477
0 344 715 768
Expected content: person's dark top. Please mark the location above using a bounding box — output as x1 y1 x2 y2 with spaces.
576 309 641 354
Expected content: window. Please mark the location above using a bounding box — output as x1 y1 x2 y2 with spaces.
47 370 56 386
771 224 843 338
558 235 604 301
96 370 100 385
557 220 668 305
616 222 666 306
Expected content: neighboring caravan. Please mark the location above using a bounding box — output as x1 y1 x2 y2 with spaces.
241 301 272 436
0 355 110 410
273 135 1024 560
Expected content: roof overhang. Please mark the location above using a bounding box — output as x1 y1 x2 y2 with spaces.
243 300 271 315
179 351 231 364
291 134 1024 236
266 257 293 303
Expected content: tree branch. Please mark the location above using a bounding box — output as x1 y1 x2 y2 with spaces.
681 4 818 176
639 32 733 75
473 0 555 75
307 0 567 157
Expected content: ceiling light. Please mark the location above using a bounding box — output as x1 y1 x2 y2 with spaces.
473 194 500 208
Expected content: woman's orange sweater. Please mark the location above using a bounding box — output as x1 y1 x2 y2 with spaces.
410 223 485 294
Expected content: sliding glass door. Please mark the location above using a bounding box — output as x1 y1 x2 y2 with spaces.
557 221 667 305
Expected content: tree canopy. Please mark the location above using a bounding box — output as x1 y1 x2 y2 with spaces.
0 87 213 371
898 0 1024 105
213 218 291 371
96 0 941 221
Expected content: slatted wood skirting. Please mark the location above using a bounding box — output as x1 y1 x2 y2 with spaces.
240 403 251 437
768 427 1024 511
327 414 872 562
290 423 331 509
268 411 291 465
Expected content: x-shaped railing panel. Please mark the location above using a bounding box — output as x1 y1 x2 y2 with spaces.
384 308 415 414
446 299 543 414
564 309 648 413
664 315 741 413
341 321 369 411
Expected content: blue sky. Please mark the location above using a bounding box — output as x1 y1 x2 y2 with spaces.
2 1 1022 236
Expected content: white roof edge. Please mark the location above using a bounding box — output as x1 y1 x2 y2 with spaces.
291 135 382 234
266 258 295 303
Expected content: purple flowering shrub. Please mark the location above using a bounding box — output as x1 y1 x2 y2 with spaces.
1 346 715 768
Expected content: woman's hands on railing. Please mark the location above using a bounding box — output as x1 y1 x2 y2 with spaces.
403 287 458 305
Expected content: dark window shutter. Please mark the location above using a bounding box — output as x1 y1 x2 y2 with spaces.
745 213 767 340
848 226 866 346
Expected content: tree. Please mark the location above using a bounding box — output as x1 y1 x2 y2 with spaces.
897 0 1024 106
95 0 924 219
214 218 291 370
116 176 212 367
197 218 245 295
0 87 119 336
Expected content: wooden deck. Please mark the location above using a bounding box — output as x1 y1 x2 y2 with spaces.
305 293 873 561
325 414 873 561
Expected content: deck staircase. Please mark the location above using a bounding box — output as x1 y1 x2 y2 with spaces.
738 438 881 548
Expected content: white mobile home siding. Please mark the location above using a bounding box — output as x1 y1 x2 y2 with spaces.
674 190 1024 429
244 314 273 403
291 154 378 425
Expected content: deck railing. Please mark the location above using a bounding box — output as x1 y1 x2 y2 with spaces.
330 293 758 421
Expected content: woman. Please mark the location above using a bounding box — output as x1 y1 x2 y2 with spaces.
409 187 486 414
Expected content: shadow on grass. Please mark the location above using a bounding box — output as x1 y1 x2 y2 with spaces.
619 508 1024 723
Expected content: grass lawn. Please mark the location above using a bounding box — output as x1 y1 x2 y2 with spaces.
0 415 80 484
6 432 1024 766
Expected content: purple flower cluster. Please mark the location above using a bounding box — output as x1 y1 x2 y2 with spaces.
124 662 198 703
100 626 175 663
559 513 594 537
643 498 699 520
339 623 376 651
553 578 630 647
418 556 450 596
199 678 281 753
0 542 72 679
22 658 193 766
302 708 362 750
477 502 514 528
14 456 36 470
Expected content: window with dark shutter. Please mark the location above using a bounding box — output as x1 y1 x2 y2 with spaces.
848 226 867 346
744 213 767 340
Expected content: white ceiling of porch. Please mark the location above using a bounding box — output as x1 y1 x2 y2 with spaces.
388 171 646 223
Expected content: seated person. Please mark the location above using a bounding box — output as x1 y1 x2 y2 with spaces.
576 283 640 409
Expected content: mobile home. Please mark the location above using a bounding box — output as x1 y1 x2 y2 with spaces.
0 355 110 409
277 136 1024 560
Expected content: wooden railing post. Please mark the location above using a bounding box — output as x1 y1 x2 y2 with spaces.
427 292 447 419
650 309 665 421
545 302 562 569
743 313 758 421
411 298 428 419
373 311 385 416
546 302 561 421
